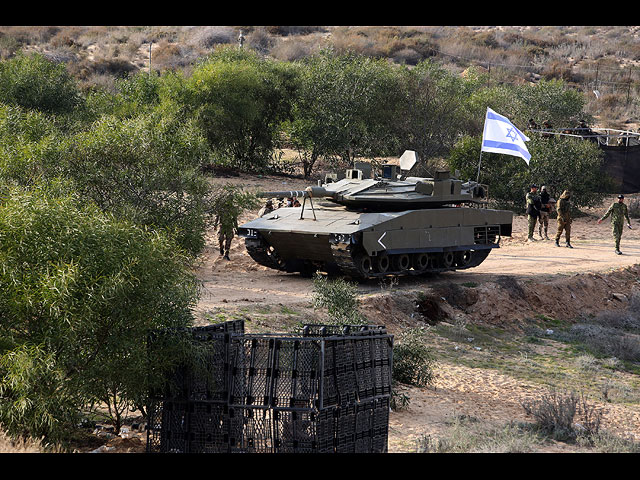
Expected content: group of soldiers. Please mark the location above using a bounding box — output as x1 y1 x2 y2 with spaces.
526 184 633 255
257 196 301 217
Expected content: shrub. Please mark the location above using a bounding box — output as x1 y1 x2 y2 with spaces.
392 328 436 387
0 53 81 113
311 273 364 325
521 390 602 442
58 113 213 255
415 417 543 453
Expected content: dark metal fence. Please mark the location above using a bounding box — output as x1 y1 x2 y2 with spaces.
146 320 393 453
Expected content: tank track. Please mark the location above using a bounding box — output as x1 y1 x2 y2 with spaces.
246 237 492 279
330 244 492 279
245 238 287 271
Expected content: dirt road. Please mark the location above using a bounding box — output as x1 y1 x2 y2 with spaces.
194 208 640 316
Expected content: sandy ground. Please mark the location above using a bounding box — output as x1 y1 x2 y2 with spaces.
184 175 640 452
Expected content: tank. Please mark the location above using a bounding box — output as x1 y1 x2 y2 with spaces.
238 150 513 279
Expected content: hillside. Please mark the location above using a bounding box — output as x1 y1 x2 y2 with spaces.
2 25 639 128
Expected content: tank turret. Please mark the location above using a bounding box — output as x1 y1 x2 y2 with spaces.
239 150 512 279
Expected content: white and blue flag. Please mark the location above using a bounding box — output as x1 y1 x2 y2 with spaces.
481 107 531 165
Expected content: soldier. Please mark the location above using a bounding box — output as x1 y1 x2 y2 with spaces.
526 184 541 242
538 185 551 240
542 120 553 139
258 199 274 217
555 190 573 248
598 194 632 255
214 211 238 261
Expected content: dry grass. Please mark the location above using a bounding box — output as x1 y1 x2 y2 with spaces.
0 428 44 453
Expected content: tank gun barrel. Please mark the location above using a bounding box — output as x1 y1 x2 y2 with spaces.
257 190 309 199
257 186 335 199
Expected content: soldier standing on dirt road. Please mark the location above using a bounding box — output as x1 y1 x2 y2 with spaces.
214 211 238 261
526 184 541 242
555 190 573 249
598 194 632 255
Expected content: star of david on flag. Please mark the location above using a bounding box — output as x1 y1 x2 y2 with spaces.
481 107 531 165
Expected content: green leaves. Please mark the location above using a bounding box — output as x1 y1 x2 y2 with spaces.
449 133 609 211
0 53 80 113
0 186 199 440
311 273 364 326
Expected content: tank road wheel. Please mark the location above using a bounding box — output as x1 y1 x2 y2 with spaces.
391 254 411 273
354 253 373 277
440 251 455 269
454 250 472 268
412 253 430 272
375 253 390 274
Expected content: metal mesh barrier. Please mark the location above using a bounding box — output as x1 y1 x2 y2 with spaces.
147 320 393 453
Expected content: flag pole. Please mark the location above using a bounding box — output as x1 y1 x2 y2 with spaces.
476 150 483 183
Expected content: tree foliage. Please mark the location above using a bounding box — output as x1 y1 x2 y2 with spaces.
449 133 610 211
0 53 81 113
182 47 298 171
59 113 212 255
0 185 199 440
287 49 403 176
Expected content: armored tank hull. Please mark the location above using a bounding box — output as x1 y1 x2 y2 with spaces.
239 202 511 279
238 153 513 279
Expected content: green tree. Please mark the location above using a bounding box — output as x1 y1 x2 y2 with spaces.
391 60 475 171
287 49 403 177
181 46 298 171
0 53 81 113
0 184 199 440
449 133 610 211
84 71 163 120
58 113 212 255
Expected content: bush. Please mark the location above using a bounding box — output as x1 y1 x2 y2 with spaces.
392 328 436 387
0 53 81 113
311 274 364 325
0 185 199 440
521 390 602 442
58 113 213 255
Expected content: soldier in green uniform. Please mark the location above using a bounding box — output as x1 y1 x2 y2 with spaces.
555 190 573 248
526 184 541 242
214 211 238 261
598 195 632 255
